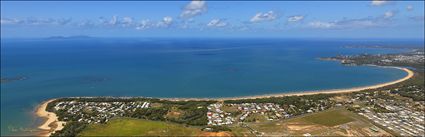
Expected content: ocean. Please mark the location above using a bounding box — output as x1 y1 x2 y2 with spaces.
0 38 421 135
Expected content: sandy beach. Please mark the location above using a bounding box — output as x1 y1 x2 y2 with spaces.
163 67 414 101
35 99 66 136
215 67 414 101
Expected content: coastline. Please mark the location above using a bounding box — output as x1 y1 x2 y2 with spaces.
35 99 66 136
163 67 414 101
34 66 414 136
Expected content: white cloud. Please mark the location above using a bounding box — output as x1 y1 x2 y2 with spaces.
98 16 136 27
371 0 388 6
288 15 304 22
309 21 336 29
180 0 207 18
309 17 390 29
0 18 22 25
55 18 73 25
25 18 50 25
157 16 173 27
121 17 134 26
1 17 72 26
207 19 227 27
250 11 277 23
136 19 152 30
77 20 95 27
406 5 413 11
384 10 397 19
163 16 173 24
109 16 118 25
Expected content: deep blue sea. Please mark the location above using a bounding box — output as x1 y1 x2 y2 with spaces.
1 38 422 135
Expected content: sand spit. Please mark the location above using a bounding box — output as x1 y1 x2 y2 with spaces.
35 99 65 136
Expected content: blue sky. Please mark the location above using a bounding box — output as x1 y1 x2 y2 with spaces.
1 0 424 38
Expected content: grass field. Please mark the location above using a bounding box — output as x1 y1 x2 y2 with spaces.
79 118 202 136
245 113 268 122
221 105 239 113
300 109 354 126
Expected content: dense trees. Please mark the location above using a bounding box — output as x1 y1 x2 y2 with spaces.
128 107 169 121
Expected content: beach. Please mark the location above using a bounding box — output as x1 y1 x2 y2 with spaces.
35 99 65 136
216 67 414 100
164 67 414 101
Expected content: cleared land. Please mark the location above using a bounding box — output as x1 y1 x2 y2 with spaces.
79 118 202 136
240 108 391 136
301 109 354 126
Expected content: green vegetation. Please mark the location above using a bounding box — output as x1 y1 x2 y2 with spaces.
127 107 169 121
325 51 424 70
224 94 334 105
390 72 425 101
45 98 215 136
322 50 425 101
47 97 214 126
225 94 335 115
170 102 209 126
372 104 392 113
79 118 202 136
208 126 232 132
244 113 267 122
300 109 354 127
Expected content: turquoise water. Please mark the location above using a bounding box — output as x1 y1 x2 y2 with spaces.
0 38 418 135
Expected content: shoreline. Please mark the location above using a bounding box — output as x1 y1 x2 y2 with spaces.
34 67 414 135
218 67 414 100
162 67 414 101
39 67 414 102
35 99 66 136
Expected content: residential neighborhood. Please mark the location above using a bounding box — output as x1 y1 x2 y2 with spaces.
53 101 150 124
